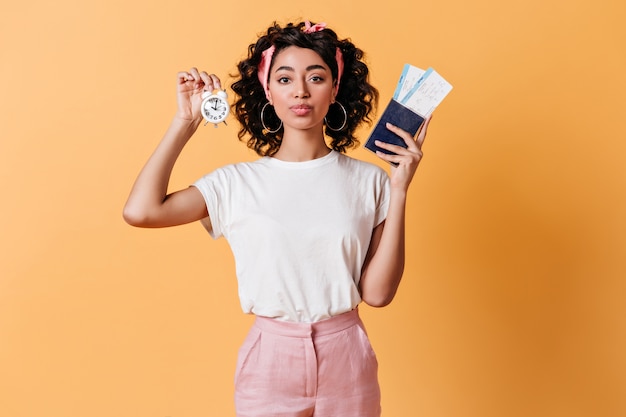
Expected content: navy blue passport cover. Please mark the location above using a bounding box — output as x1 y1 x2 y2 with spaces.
364 99 424 156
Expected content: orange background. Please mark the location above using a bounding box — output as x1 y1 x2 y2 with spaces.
1 0 625 416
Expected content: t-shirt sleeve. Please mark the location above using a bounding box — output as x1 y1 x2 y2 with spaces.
191 168 229 239
374 170 391 227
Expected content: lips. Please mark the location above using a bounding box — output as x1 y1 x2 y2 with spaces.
290 104 312 116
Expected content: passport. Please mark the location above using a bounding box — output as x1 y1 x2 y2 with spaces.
364 65 452 162
364 99 425 156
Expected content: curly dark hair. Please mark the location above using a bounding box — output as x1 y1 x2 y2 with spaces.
231 21 379 157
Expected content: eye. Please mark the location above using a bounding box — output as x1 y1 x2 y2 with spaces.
309 75 324 82
277 76 291 84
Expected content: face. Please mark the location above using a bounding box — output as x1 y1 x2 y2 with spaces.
266 46 336 133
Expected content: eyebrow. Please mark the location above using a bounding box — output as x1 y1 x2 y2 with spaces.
273 64 328 73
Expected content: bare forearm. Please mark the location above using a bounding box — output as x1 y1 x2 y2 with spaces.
360 189 408 306
123 117 200 224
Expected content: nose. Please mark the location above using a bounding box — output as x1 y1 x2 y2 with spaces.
294 79 310 98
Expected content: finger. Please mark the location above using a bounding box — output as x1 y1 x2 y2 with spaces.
374 140 412 156
200 73 221 92
188 67 206 89
208 73 222 90
188 67 200 80
375 150 398 163
385 123 420 151
199 71 214 91
177 71 194 84
375 142 423 164
375 150 413 166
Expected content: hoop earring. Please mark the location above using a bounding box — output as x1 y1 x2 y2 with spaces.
324 101 348 132
261 102 283 134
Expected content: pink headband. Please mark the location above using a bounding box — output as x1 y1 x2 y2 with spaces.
257 21 345 100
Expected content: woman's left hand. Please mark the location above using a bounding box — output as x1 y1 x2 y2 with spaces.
374 115 432 191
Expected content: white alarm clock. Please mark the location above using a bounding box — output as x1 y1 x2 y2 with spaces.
201 89 229 127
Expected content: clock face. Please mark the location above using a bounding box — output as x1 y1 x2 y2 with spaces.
201 95 229 124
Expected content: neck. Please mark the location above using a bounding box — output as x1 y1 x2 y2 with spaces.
272 127 331 162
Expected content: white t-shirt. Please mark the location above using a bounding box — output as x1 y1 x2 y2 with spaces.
192 150 390 322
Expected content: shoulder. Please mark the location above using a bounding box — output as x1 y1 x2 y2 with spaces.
198 158 268 179
336 152 389 178
331 153 390 196
194 158 271 191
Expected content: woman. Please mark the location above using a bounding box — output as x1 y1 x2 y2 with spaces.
124 20 431 417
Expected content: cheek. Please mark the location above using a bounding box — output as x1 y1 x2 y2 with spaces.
267 89 287 107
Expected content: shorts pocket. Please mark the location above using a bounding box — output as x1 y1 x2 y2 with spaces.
355 322 379 366
234 327 262 386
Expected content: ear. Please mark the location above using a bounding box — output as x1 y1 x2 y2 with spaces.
266 91 273 105
331 82 338 103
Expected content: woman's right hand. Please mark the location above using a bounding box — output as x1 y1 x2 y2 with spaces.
175 68 222 122
123 68 218 228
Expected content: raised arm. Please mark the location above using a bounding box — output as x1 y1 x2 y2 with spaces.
359 116 432 307
123 68 220 229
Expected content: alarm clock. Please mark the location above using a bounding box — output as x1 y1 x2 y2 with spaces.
201 89 229 127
